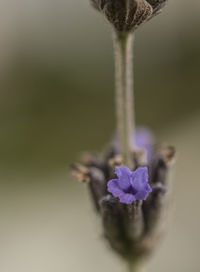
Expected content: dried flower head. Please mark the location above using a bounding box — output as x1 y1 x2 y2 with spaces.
90 0 168 32
71 130 175 261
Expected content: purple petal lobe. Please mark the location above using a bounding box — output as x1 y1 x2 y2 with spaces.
145 184 152 193
135 190 148 200
115 167 131 190
119 193 136 204
131 167 148 191
107 179 124 198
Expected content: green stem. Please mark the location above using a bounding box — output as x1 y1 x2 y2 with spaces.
113 30 135 168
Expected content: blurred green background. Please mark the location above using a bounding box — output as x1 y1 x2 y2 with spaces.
0 0 200 271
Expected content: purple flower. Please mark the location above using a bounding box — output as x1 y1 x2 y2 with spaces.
134 128 155 163
111 127 154 164
107 167 152 204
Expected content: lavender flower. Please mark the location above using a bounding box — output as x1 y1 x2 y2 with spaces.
108 167 152 204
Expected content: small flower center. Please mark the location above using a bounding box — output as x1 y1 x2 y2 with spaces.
124 185 137 195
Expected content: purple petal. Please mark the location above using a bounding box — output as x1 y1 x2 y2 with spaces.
145 183 152 193
130 167 149 191
115 167 132 190
107 179 124 198
135 181 152 200
145 184 152 193
135 190 149 200
135 128 154 149
119 193 136 204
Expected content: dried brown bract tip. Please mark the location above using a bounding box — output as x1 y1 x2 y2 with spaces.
159 145 176 165
90 0 168 32
108 155 124 168
132 148 148 166
71 163 91 183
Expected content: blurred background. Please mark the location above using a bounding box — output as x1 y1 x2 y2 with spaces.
0 0 200 271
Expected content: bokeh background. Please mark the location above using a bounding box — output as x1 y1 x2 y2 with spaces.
0 0 200 271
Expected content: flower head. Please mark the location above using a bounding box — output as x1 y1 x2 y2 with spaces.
107 166 152 204
90 0 168 32
72 145 175 259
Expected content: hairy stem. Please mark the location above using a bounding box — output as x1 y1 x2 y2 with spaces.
113 30 135 168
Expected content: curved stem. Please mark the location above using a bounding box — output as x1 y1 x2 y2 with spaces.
113 30 135 168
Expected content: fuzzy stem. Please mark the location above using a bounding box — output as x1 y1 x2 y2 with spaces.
113 30 135 168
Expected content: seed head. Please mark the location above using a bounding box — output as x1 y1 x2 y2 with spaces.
90 0 168 32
